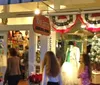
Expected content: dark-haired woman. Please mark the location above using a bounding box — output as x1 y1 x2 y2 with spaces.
78 53 91 85
41 51 62 85
3 48 21 85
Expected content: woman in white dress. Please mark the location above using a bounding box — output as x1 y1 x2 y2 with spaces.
61 41 80 85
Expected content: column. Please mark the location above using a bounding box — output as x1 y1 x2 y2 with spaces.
49 31 56 54
2 5 9 25
0 6 9 85
29 28 37 74
40 35 49 62
40 31 56 64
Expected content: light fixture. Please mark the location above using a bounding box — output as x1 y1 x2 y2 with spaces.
34 2 40 15
34 8 40 15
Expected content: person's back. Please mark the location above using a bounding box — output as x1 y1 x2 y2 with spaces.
8 56 21 75
3 48 21 85
42 66 62 85
41 51 62 85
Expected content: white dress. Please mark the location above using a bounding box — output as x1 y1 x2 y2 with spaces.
61 45 80 85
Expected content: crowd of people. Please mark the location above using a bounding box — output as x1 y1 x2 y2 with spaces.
3 43 92 85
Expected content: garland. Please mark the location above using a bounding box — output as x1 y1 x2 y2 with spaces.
51 13 100 33
51 15 77 33
52 15 73 26
79 13 100 32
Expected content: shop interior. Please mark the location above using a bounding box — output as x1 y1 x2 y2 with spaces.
0 0 100 84
7 30 41 74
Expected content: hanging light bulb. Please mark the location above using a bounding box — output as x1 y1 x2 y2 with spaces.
34 8 40 15
34 2 40 15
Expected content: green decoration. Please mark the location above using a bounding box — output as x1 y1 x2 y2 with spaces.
66 50 70 62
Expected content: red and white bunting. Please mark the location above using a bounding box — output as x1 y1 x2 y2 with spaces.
79 13 100 32
51 15 78 34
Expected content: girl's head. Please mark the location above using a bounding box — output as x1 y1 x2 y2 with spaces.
42 51 60 77
81 53 91 79
82 53 90 66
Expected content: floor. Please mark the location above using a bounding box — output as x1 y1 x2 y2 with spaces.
18 80 40 85
17 79 100 85
18 80 29 85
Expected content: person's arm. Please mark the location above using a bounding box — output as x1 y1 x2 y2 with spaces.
41 66 47 85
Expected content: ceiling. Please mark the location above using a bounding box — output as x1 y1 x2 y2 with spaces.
59 0 100 10
0 0 100 13
0 0 99 37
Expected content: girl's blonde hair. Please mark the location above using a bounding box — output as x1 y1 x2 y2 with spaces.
42 51 60 77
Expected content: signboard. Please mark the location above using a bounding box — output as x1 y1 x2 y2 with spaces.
33 15 51 36
0 0 43 5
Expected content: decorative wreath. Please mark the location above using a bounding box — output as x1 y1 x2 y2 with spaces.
51 15 78 33
79 13 100 32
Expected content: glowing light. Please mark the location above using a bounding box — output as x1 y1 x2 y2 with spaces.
34 8 40 15
61 62 73 76
92 17 96 21
81 24 86 28
89 24 95 28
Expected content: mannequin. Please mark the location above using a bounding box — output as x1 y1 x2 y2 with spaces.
61 41 80 85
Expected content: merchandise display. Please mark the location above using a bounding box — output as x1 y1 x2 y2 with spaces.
89 34 100 71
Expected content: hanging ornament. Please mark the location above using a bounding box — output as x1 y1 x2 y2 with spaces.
51 15 78 34
2 18 8 25
79 13 100 32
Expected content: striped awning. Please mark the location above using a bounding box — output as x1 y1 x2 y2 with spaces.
0 0 42 5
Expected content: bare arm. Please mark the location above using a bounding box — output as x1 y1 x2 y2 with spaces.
41 66 47 85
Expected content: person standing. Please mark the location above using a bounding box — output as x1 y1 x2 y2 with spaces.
3 48 21 85
61 41 80 85
78 53 91 85
41 51 62 85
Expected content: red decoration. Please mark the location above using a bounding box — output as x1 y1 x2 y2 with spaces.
0 78 3 82
51 13 100 33
58 15 67 19
33 15 51 36
51 15 78 34
92 13 100 17
28 73 42 84
78 13 100 32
